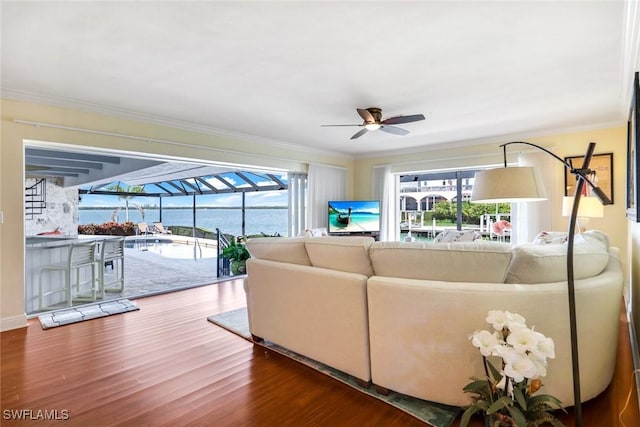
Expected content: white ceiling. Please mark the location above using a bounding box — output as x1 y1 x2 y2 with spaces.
2 1 639 158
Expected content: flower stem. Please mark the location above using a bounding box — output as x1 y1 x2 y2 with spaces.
482 356 496 404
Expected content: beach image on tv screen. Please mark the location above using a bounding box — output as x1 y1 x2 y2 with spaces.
328 200 380 233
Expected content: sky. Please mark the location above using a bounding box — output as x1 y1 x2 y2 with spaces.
79 171 289 208
79 190 288 208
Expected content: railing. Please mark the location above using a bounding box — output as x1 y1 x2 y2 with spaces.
194 238 203 259
25 178 46 220
216 228 231 277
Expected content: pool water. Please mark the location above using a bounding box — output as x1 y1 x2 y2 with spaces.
125 239 218 259
145 243 218 259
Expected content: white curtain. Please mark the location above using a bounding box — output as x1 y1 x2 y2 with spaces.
511 151 555 244
372 166 399 241
287 173 307 237
306 164 347 230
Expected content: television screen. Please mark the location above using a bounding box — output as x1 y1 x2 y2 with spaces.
327 200 380 234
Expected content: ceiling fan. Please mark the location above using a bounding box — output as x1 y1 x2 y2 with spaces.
321 107 425 140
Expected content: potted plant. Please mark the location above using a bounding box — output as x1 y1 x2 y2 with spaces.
222 236 250 275
461 310 564 427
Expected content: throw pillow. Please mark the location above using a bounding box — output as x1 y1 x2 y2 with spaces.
533 231 568 245
434 229 481 243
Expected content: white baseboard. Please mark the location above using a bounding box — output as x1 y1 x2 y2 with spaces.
0 314 28 332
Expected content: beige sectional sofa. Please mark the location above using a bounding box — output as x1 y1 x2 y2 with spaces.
243 232 623 408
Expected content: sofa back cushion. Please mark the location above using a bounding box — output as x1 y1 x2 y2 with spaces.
305 236 375 276
369 241 513 283
506 231 610 284
246 236 311 265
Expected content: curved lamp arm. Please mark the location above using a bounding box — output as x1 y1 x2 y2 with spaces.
501 141 612 206
500 141 610 427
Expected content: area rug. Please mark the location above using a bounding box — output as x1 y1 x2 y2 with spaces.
207 307 461 427
39 299 140 329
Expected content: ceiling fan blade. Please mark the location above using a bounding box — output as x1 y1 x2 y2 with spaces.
357 108 375 123
381 114 425 125
320 124 363 127
350 128 369 140
380 125 410 136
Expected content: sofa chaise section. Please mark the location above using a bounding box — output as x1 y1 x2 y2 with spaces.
245 236 375 384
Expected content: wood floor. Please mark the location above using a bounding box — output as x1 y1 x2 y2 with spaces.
2 280 638 426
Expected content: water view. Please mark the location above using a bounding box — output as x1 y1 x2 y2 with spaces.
79 207 288 237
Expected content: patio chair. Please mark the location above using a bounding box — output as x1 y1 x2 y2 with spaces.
152 222 172 234
137 222 151 236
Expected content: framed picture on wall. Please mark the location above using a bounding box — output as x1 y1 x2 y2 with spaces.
628 71 640 222
564 152 614 202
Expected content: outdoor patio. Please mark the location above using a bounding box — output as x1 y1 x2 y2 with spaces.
116 236 232 299
29 235 239 316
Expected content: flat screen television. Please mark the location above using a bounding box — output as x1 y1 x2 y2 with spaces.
327 200 380 235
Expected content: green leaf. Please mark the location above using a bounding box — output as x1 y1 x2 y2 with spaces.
505 405 527 427
460 406 482 427
513 386 527 410
486 396 512 414
486 360 502 380
463 379 491 393
528 394 564 410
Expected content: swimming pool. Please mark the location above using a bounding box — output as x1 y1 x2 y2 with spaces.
125 238 218 259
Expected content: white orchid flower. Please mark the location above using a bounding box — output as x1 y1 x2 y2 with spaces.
529 353 548 378
470 330 501 357
504 312 527 331
496 374 515 398
531 332 556 360
506 326 538 354
486 310 509 330
503 351 538 382
486 310 526 332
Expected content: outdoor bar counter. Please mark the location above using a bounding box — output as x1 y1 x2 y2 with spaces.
25 235 119 314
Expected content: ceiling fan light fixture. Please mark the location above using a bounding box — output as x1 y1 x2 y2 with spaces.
321 107 425 139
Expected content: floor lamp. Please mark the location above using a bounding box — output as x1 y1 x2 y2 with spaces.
470 141 612 427
561 196 605 234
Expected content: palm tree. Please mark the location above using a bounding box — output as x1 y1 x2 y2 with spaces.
106 183 145 222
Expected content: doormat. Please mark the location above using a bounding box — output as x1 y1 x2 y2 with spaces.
39 299 139 329
207 307 461 427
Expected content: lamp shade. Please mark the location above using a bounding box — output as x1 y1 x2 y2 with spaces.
470 167 547 203
561 196 604 218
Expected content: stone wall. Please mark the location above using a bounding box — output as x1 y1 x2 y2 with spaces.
25 177 79 236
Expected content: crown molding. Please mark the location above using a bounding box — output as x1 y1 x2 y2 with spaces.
357 119 626 160
621 0 640 116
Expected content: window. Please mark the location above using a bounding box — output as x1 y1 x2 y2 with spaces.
399 170 511 241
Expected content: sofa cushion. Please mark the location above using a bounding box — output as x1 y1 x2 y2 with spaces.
369 241 513 283
246 236 311 265
304 236 375 277
506 231 610 284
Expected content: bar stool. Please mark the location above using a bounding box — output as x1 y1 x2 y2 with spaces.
100 237 125 294
39 241 99 310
